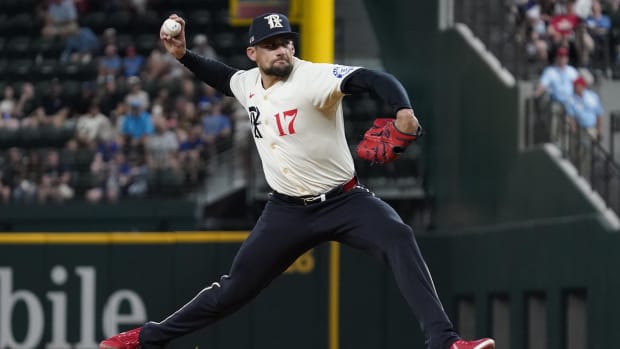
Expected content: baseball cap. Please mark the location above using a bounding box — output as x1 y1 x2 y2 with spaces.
248 13 297 45
573 76 587 87
557 47 569 57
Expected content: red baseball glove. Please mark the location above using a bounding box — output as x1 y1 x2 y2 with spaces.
356 118 420 164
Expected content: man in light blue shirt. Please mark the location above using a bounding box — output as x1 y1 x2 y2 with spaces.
565 76 605 141
534 47 579 107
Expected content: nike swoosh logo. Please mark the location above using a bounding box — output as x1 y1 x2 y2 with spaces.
249 92 255 98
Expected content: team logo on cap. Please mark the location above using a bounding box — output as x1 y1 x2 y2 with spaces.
264 14 284 29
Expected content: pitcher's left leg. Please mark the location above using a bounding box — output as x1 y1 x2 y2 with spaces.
333 191 458 349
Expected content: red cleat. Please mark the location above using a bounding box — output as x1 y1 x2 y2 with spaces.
99 327 142 349
449 338 495 349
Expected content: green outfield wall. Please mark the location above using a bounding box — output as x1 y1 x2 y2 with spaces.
1 226 618 349
0 232 331 349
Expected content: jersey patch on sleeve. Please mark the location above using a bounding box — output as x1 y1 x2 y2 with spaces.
332 65 355 79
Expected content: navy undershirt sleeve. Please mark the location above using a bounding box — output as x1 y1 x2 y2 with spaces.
178 49 238 97
341 68 412 114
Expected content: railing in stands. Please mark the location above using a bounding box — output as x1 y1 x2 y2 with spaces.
454 0 620 80
524 96 620 214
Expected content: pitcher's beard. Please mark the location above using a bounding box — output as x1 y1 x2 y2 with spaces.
264 62 293 77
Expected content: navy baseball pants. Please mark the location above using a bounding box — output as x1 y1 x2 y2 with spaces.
140 183 459 349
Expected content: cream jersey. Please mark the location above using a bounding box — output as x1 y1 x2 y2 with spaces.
230 57 360 197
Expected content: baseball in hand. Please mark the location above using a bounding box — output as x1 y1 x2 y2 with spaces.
162 18 181 37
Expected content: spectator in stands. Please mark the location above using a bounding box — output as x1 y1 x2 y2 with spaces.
73 81 97 116
76 101 115 149
534 47 580 106
565 75 605 140
145 115 180 170
179 77 197 103
172 96 200 130
586 0 612 68
191 34 218 60
548 0 595 65
37 149 74 203
98 44 122 80
14 83 38 128
178 124 205 185
124 152 149 198
125 76 150 110
145 115 182 193
33 79 71 128
201 102 231 173
586 0 611 36
122 45 146 77
41 0 79 39
0 171 10 204
142 42 185 82
523 0 551 64
121 99 154 150
574 0 593 18
101 28 118 53
0 154 13 204
0 86 19 130
98 76 124 117
86 148 127 203
0 86 16 117
2 148 34 203
151 87 173 120
196 84 223 107
61 26 100 64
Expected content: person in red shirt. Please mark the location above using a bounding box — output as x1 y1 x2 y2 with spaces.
548 1 594 65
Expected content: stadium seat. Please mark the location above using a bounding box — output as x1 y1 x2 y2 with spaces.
213 32 236 57
5 36 31 59
34 59 59 80
189 10 212 33
0 38 6 58
116 34 135 55
135 34 159 56
79 12 107 34
18 127 44 149
31 37 64 59
135 10 161 34
7 59 34 80
71 172 98 197
106 11 131 32
34 80 52 97
0 0 37 14
58 62 97 81
0 129 20 149
211 9 232 32
226 54 253 70
61 80 81 101
74 149 96 172
5 13 37 36
0 59 8 77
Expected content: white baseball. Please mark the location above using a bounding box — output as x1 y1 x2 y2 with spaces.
162 18 181 37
